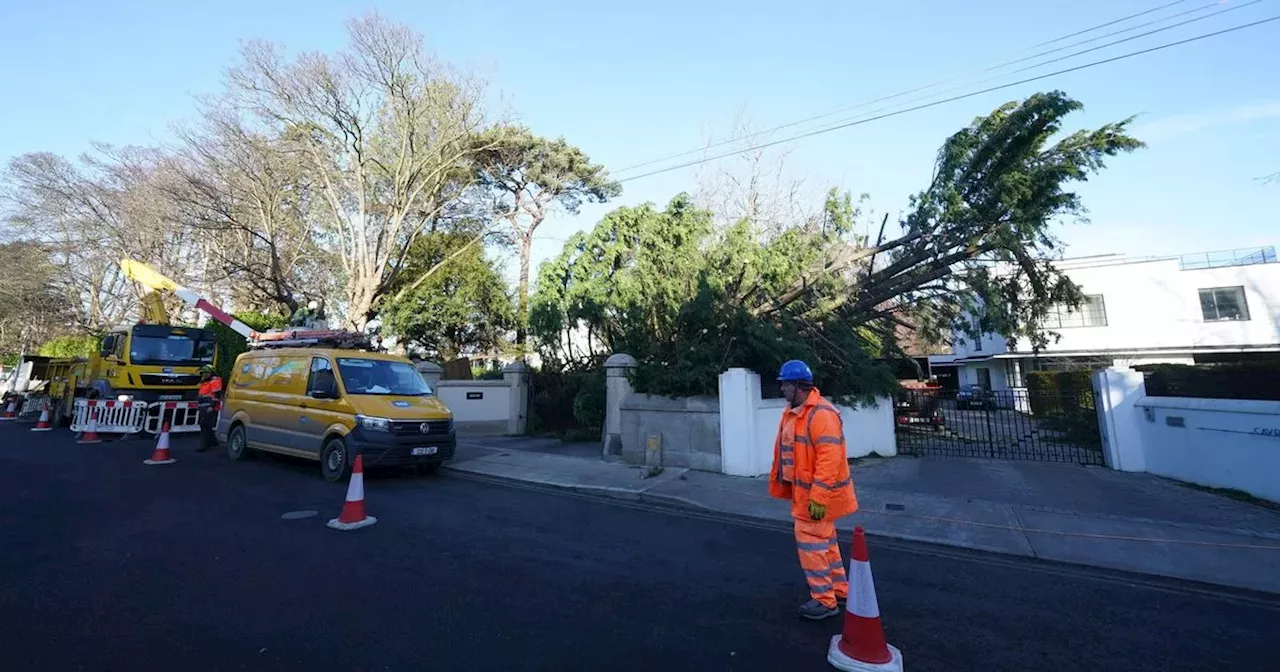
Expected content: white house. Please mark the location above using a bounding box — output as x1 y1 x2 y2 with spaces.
928 246 1280 392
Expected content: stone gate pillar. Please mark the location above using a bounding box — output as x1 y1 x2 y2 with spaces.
603 353 636 458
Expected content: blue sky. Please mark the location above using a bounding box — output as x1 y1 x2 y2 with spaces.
2 0 1278 284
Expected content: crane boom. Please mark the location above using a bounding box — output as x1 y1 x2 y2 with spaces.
119 259 260 340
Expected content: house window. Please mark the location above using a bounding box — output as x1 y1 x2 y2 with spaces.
1005 360 1024 388
1199 286 1250 322
972 318 982 351
1045 295 1107 328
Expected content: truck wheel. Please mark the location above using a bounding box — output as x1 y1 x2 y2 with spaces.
320 437 350 483
227 424 253 462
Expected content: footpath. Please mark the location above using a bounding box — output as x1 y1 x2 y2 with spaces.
446 436 1280 595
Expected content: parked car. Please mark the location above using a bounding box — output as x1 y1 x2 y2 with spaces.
956 384 996 410
895 385 945 430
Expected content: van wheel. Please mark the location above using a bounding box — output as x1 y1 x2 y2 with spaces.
321 437 350 483
227 424 253 461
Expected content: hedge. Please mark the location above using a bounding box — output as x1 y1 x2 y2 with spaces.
1139 363 1280 401
207 312 289 380
526 367 604 441
1025 369 1101 446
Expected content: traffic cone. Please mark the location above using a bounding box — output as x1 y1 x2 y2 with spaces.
827 527 903 672
0 398 17 420
77 407 103 445
327 453 377 531
30 408 53 432
144 422 177 465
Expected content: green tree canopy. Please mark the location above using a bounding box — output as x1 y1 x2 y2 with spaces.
379 229 515 361
531 91 1142 398
472 125 621 349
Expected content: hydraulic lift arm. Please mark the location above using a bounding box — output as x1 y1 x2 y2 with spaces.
118 259 261 340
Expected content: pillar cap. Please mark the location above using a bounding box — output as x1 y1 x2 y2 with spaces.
604 353 637 368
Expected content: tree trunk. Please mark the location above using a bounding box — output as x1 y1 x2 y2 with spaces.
515 233 533 353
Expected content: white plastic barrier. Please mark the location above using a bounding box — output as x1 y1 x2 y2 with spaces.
19 395 51 420
71 399 148 434
143 401 202 435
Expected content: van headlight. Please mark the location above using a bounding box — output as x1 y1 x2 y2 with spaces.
117 394 134 402
357 415 390 432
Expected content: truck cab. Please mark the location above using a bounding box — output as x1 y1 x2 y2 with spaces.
88 324 217 402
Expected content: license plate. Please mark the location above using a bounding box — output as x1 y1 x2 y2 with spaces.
411 446 438 456
159 394 182 401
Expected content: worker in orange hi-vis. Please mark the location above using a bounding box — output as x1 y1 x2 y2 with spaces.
195 364 224 453
768 360 860 621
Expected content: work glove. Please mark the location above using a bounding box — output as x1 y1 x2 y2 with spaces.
808 501 827 521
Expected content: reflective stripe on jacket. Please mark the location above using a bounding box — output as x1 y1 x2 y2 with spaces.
767 387 858 520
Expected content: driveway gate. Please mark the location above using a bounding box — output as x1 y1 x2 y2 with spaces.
894 387 1105 464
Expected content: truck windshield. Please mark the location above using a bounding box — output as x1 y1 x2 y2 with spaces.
336 358 434 396
129 334 216 366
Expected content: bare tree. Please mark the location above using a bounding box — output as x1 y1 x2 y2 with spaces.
693 111 822 238
1 145 200 332
164 106 329 315
219 12 494 330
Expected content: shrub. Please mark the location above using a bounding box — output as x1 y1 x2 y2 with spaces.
1025 369 1100 446
37 334 99 358
207 312 289 380
1139 363 1280 401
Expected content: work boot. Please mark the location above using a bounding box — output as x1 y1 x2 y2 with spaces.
798 598 840 621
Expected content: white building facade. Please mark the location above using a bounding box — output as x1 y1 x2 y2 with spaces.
929 246 1280 393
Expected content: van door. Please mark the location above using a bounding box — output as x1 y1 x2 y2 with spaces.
297 356 348 455
253 355 309 453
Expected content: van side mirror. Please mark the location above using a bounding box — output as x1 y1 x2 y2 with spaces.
310 388 334 400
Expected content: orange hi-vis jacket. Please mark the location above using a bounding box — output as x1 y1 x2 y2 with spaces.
768 388 859 520
198 376 223 400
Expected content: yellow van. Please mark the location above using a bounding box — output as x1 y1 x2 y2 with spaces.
215 346 455 481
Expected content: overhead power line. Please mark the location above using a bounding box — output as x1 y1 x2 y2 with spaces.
1022 0 1192 49
823 0 1266 132
616 15 1280 185
989 0 1227 71
612 0 1215 174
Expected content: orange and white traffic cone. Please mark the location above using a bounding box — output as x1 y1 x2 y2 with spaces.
144 422 177 465
30 408 53 432
327 453 377 531
77 407 103 445
0 398 17 421
827 527 903 671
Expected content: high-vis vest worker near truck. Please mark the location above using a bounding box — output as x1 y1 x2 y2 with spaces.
768 359 860 621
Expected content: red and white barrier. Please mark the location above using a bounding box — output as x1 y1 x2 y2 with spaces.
18 395 51 421
143 401 202 435
828 527 903 671
327 454 377 531
70 399 148 435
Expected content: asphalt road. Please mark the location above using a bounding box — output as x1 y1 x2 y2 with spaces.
3 422 1279 672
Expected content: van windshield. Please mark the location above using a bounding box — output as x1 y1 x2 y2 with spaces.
335 358 434 396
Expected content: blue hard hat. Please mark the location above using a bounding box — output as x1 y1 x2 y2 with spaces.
777 360 813 383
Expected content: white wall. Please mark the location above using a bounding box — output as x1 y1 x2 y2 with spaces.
1094 367 1280 503
937 254 1280 361
1135 396 1280 503
436 381 511 423
719 368 896 478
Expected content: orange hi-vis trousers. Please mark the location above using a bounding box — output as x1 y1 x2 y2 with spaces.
794 517 848 608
